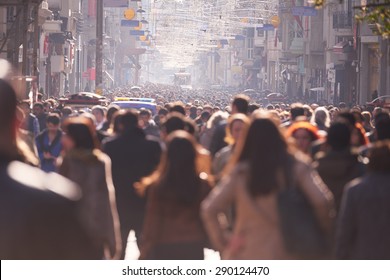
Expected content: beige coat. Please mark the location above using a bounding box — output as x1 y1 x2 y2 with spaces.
201 158 335 260
58 149 122 259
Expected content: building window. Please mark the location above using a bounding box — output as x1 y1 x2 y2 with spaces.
246 38 254 59
6 7 14 23
257 29 264 37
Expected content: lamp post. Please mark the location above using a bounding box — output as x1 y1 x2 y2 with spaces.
96 0 103 94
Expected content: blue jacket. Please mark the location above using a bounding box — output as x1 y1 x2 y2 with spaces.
35 129 63 172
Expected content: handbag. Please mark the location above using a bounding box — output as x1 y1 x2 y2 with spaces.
277 158 329 259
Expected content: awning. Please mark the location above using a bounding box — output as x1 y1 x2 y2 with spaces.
309 87 325 91
333 41 353 53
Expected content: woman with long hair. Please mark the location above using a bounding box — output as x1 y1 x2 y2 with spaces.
59 117 121 259
201 111 335 259
137 131 211 260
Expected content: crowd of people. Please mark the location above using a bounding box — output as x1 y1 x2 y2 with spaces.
1 58 390 260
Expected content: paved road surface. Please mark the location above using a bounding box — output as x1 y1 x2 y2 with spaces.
125 231 220 260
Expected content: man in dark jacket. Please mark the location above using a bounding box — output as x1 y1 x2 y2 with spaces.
335 140 390 259
0 75 98 259
314 121 366 212
103 109 162 259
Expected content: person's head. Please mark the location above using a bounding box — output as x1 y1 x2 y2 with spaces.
312 106 330 129
169 103 186 115
248 103 260 114
224 114 250 145
339 102 347 109
91 105 105 123
139 108 152 128
200 111 211 123
286 121 320 154
61 106 73 119
138 131 201 204
158 108 169 124
375 117 390 141
373 111 390 128
46 113 61 133
32 102 44 116
43 101 52 113
0 77 18 159
106 104 120 124
160 112 186 139
189 106 198 118
361 111 372 126
233 112 290 196
231 94 249 114
303 104 313 120
326 121 352 151
62 117 99 152
290 103 305 121
368 140 390 174
112 109 139 134
19 101 31 115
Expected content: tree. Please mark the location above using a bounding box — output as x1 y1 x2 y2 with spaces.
313 0 390 38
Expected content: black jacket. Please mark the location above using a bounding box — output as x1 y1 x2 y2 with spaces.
314 150 366 212
103 127 161 225
335 173 390 259
0 159 99 259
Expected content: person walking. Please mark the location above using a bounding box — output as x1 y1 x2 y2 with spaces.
35 113 63 172
103 109 162 259
0 68 98 259
202 112 335 259
335 140 390 259
137 131 211 259
59 117 122 259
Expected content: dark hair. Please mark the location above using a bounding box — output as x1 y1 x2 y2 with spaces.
368 140 390 174
139 131 201 204
33 102 44 110
200 111 211 120
335 111 356 127
63 118 98 150
162 113 186 135
61 106 73 117
376 117 390 141
232 94 249 114
236 114 290 196
0 79 17 130
46 113 60 125
373 112 390 127
113 109 139 133
106 105 120 124
290 103 305 121
184 117 196 135
139 108 152 117
170 104 186 115
158 108 168 116
248 104 260 114
327 121 351 151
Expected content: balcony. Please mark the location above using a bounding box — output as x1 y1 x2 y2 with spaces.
333 11 353 29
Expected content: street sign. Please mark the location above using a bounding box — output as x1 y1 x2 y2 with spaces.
130 30 145 36
292 6 318 16
121 20 140 27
